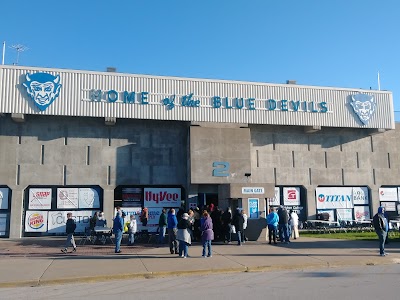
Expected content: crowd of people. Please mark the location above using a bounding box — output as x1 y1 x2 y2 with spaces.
266 206 300 245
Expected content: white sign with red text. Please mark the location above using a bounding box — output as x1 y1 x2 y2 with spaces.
28 188 52 210
379 188 398 201
283 187 300 206
143 188 181 208
57 188 79 209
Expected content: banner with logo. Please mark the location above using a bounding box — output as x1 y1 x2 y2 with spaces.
143 188 181 208
316 187 353 209
47 210 94 233
379 188 398 201
336 209 353 221
78 188 100 209
119 207 165 233
317 209 335 221
57 188 79 209
0 188 9 210
248 198 259 219
0 213 8 236
380 201 397 212
25 211 48 232
122 187 142 207
267 187 280 206
354 206 371 221
283 187 300 206
28 188 52 210
352 187 369 205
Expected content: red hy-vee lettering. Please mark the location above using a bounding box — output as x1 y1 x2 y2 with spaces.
145 191 179 204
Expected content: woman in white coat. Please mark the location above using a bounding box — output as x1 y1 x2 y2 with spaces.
128 214 137 245
290 210 299 239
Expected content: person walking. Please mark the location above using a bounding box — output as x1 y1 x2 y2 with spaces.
201 211 214 257
113 210 124 253
177 213 192 258
290 210 299 240
373 206 389 256
61 212 77 253
277 206 290 243
128 214 137 246
266 208 279 245
167 208 178 254
158 208 167 244
242 209 248 243
232 208 244 246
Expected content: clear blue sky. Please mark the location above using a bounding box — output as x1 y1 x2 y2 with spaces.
1 0 400 118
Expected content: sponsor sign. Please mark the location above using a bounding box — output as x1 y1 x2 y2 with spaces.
267 187 280 206
242 187 264 194
0 188 9 210
379 188 398 201
317 209 335 222
25 211 48 232
47 210 94 233
283 187 300 206
143 188 181 208
0 213 8 236
380 201 397 212
119 207 165 233
352 187 369 205
28 188 52 210
122 187 142 207
248 198 259 219
57 188 79 209
354 206 371 221
316 187 353 209
336 209 353 221
78 188 100 209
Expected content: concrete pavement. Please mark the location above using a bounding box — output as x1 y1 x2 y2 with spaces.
0 236 399 288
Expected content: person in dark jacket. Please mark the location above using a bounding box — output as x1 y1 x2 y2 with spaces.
167 208 178 254
61 212 77 253
277 206 290 243
158 208 168 244
221 207 232 243
113 210 124 253
373 206 388 256
232 208 244 246
177 213 192 258
201 211 214 257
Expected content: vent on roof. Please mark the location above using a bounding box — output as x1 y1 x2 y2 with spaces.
286 80 296 84
106 67 117 72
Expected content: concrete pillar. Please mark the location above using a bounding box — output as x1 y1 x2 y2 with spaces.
9 189 24 238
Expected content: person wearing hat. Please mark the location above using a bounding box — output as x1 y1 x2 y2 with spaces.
177 212 192 258
373 206 389 256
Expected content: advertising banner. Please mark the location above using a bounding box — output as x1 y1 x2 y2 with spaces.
119 207 165 233
354 206 371 221
0 213 8 236
379 188 398 201
143 187 181 208
380 201 397 212
122 187 142 207
352 187 369 205
316 187 353 209
25 211 48 232
336 209 353 221
248 198 259 219
47 210 94 233
0 188 9 210
317 209 335 221
28 188 52 210
283 187 300 206
57 188 79 209
78 188 100 209
267 187 280 206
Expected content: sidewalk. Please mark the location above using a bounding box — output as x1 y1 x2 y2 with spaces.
0 237 399 288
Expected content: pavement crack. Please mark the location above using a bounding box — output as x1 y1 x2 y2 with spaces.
37 258 55 286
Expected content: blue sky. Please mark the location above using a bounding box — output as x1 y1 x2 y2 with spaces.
1 0 399 118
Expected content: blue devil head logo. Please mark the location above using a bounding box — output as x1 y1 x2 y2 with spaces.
22 72 62 111
350 94 376 125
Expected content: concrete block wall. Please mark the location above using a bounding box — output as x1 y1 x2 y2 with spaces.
0 115 188 237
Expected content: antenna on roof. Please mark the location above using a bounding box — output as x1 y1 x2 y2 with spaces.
2 41 5 65
9 44 29 65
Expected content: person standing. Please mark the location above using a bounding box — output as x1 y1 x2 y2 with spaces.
232 208 244 246
177 213 192 258
128 214 137 246
242 209 248 243
221 207 232 243
373 206 389 256
158 208 167 244
113 210 124 253
267 208 279 245
61 212 77 253
201 211 214 257
167 208 178 254
277 206 290 243
290 210 299 240
140 207 149 238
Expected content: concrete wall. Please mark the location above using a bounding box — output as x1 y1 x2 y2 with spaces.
0 115 188 237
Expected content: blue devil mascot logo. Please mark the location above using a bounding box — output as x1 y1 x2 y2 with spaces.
23 72 62 111
350 94 376 125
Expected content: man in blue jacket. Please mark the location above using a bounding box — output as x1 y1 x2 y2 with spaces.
113 210 124 253
267 207 279 245
373 206 388 256
167 208 178 254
